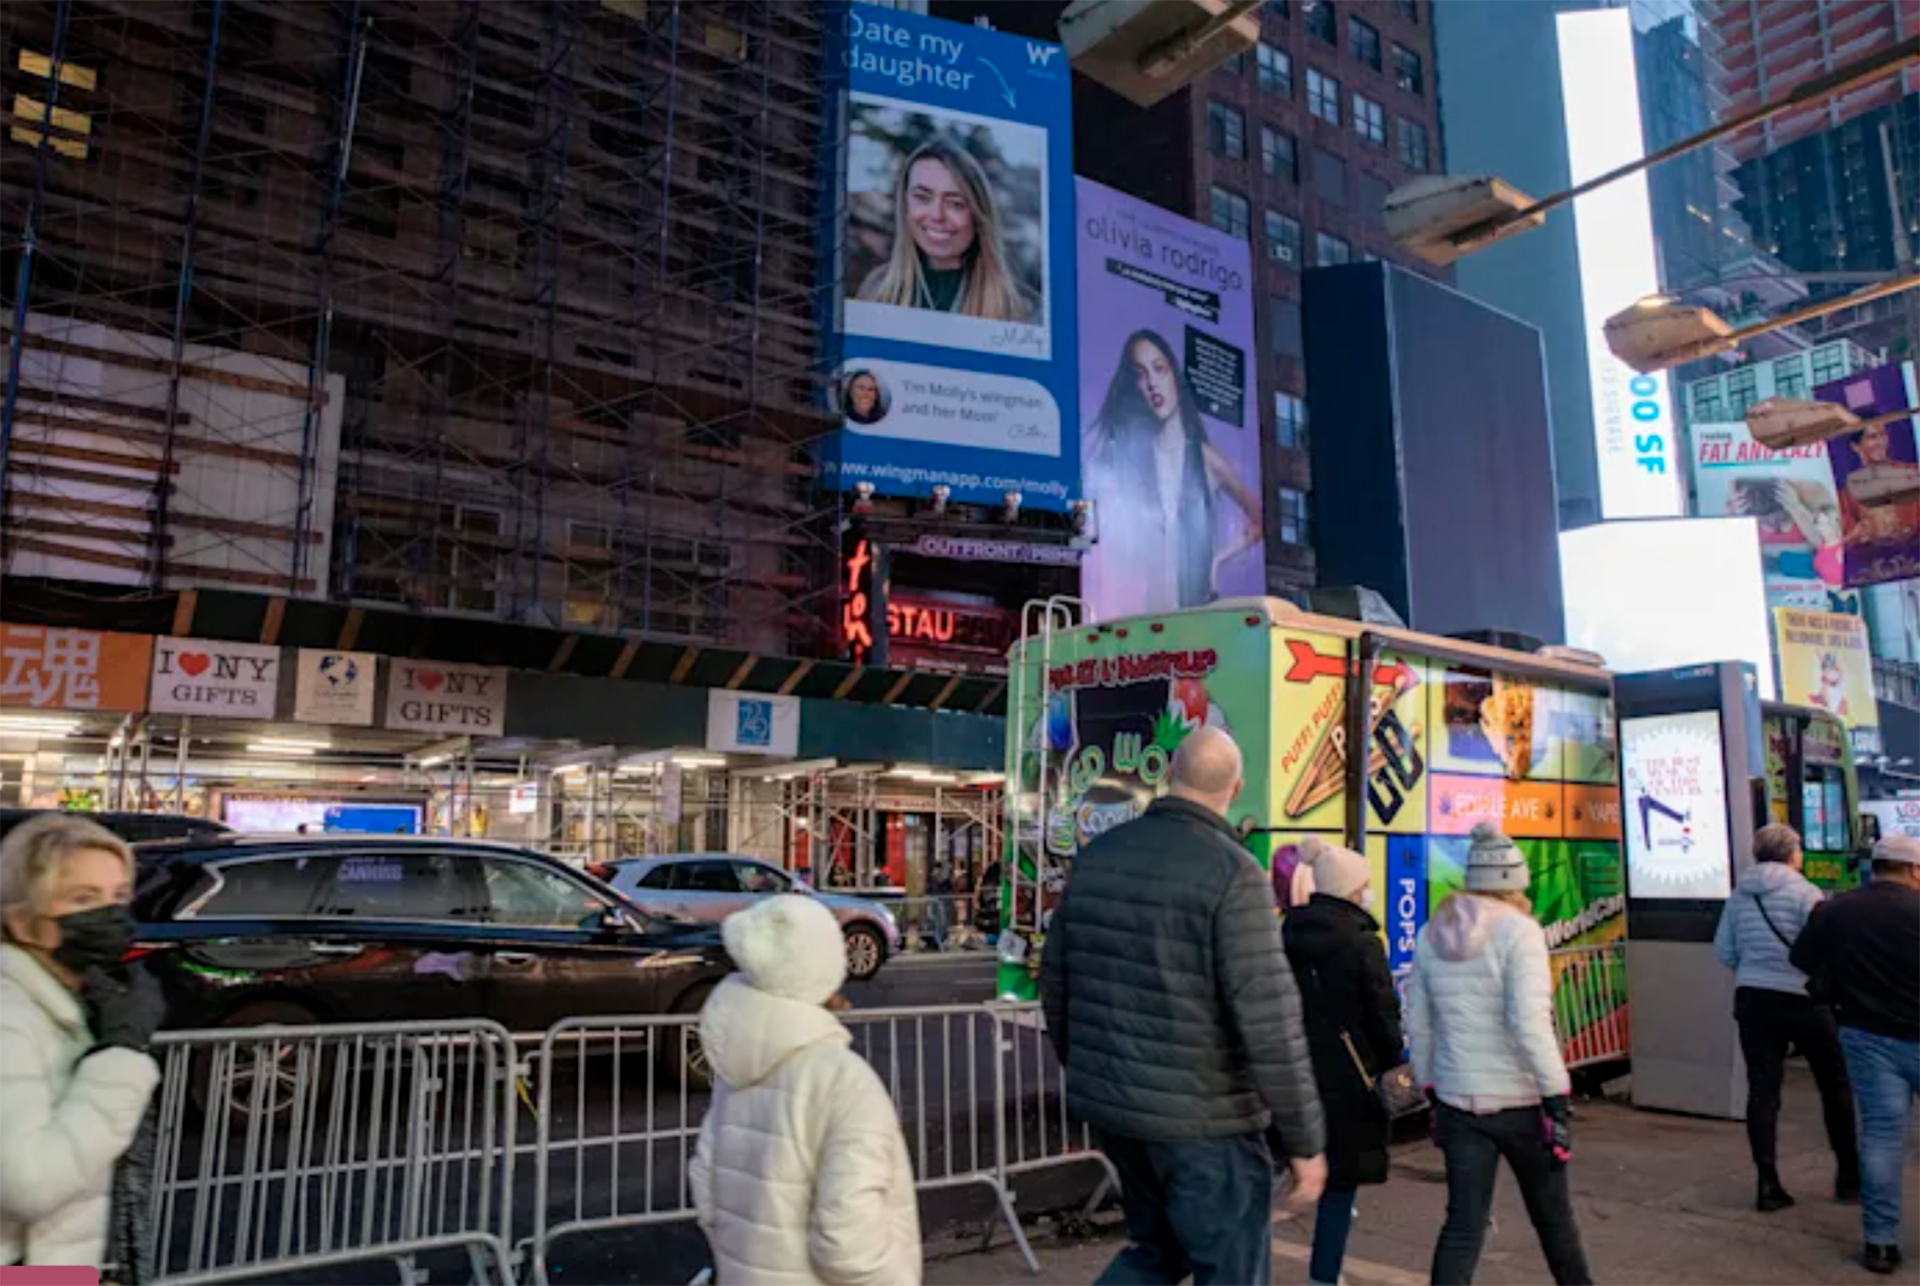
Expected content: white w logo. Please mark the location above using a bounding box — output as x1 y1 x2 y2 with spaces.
1028 44 1060 65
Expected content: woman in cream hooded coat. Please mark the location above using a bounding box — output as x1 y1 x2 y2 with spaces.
690 894 920 1286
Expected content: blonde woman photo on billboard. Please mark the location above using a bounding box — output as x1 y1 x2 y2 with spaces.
858 139 1034 323
1084 329 1263 616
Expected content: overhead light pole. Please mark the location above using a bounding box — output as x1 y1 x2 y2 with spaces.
1386 36 1920 266
1603 272 1920 374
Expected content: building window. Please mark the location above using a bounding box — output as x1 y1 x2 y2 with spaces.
1810 343 1848 386
436 504 504 615
1257 41 1293 96
1772 357 1807 401
1268 0 1290 16
1398 118 1429 171
1211 185 1251 239
1316 231 1351 266
1311 146 1346 204
1275 391 1309 450
1357 173 1391 219
1393 43 1423 94
1207 100 1247 160
1349 16 1381 69
1220 50 1248 76
1265 210 1303 264
1277 486 1312 545
1261 125 1298 180
1691 381 1725 421
1307 68 1341 125
1268 295 1304 358
1304 1 1337 46
1393 0 1418 21
1725 367 1759 417
1352 93 1385 145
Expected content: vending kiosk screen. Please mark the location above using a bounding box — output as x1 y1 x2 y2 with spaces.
1621 711 1732 901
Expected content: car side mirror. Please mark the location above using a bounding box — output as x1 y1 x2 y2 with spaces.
599 906 638 935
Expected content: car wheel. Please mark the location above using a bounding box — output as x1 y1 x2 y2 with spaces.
665 981 716 1089
844 923 886 982
191 1000 324 1125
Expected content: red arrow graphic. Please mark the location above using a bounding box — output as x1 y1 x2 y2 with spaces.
1283 639 1415 689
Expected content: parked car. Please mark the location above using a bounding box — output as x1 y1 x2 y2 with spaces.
0 807 231 845
592 853 901 981
129 835 732 1096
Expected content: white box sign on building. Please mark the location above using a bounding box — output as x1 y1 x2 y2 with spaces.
293 649 378 726
148 638 281 717
1556 9 1684 520
706 690 800 757
384 659 507 735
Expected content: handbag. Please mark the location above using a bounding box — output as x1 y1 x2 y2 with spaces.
1307 963 1426 1120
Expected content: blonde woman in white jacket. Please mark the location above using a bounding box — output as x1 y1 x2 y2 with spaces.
1 814 164 1269
690 894 920 1286
1407 824 1592 1286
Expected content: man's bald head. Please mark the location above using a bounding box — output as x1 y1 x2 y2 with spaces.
1170 725 1244 816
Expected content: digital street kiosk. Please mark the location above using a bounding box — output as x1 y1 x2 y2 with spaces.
1617 661 1768 1119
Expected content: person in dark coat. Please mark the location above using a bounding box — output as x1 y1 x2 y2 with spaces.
1283 836 1405 1286
1041 726 1326 1286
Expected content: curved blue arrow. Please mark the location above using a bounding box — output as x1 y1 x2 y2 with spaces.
977 56 1016 110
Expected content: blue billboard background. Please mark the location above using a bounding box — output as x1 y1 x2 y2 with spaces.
820 4 1077 511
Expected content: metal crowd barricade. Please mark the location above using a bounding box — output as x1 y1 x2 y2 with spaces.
147 1019 518 1286
1549 941 1631 1069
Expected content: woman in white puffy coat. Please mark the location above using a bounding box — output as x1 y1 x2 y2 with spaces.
690 894 921 1286
1407 824 1593 1286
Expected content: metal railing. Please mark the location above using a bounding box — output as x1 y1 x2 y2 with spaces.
892 893 1001 955
139 948 1631 1286
147 1019 518 1286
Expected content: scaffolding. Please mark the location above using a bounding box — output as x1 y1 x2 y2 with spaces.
2 0 846 655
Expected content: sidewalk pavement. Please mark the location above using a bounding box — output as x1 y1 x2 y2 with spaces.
927 1067 1920 1285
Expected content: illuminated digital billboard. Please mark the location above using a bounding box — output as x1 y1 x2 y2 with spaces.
1555 10 1683 520
1559 517 1775 700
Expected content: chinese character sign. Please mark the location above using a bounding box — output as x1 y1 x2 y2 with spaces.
0 625 152 712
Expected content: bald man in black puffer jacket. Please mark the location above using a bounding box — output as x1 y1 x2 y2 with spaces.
1041 725 1326 1286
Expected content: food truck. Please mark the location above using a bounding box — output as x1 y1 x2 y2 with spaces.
998 597 1860 1068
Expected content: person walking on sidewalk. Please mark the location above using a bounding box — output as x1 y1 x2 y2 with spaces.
1407 823 1592 1286
1790 833 1920 1277
0 814 165 1270
1713 822 1859 1212
690 894 921 1286
1282 837 1405 1286
1041 726 1327 1286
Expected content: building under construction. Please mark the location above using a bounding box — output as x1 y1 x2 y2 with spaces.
2 0 845 656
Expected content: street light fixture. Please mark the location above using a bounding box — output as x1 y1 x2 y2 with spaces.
1603 272 1920 373
1746 396 1920 461
1388 36 1920 266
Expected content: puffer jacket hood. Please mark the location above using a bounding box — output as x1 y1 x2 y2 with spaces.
689 974 921 1286
1284 893 1381 969
1735 861 1806 898
700 974 849 1089
1426 891 1521 963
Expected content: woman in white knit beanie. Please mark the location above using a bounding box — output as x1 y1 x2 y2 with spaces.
1406 823 1593 1285
690 895 921 1285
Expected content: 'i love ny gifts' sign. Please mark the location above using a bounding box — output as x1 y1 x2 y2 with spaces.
148 638 281 717
384 659 508 735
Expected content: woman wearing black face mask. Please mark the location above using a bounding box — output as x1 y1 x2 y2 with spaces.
0 813 164 1269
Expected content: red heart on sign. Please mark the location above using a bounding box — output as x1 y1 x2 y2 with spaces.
416 670 444 692
179 653 211 677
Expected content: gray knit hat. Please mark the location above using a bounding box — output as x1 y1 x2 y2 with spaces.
1464 822 1529 893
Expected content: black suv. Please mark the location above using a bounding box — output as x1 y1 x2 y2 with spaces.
131 835 731 1077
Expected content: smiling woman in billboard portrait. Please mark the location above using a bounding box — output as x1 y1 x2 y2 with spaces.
858 139 1033 323
1083 329 1263 616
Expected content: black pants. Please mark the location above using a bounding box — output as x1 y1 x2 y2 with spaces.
1092 1128 1275 1285
1432 1104 1592 1286
1734 986 1859 1175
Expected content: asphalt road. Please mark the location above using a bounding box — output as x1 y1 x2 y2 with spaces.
151 954 1032 1285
